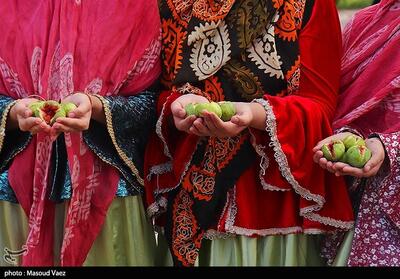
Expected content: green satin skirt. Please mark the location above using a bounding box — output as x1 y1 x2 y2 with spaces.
0 196 160 266
197 235 324 266
157 233 324 266
330 229 354 266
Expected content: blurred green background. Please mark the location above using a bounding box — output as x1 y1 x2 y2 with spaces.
337 0 374 9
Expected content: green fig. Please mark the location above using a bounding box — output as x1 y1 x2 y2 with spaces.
194 102 210 117
28 101 45 117
50 108 67 125
343 145 372 168
342 135 365 150
61 102 77 115
321 140 345 162
207 102 222 118
218 101 236 121
185 103 197 117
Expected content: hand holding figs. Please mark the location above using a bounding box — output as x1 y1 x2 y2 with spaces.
321 135 372 168
185 101 236 122
28 100 77 126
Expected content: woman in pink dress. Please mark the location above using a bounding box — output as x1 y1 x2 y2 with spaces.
0 1 161 266
314 0 400 266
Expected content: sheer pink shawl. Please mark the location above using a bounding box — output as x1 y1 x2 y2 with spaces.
333 0 400 136
0 1 160 266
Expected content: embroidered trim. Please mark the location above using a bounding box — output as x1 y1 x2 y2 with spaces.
0 101 16 154
94 94 144 185
147 161 173 181
155 94 174 159
249 130 290 192
154 143 199 195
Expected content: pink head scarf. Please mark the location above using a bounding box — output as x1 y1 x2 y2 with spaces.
0 1 161 266
333 0 400 136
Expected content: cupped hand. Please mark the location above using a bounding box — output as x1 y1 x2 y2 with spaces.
171 94 209 133
10 98 51 134
313 133 385 178
190 102 253 137
51 93 92 138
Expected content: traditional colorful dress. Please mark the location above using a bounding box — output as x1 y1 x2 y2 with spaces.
0 0 161 266
145 0 354 266
322 0 400 266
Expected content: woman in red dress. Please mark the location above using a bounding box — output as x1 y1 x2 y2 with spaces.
145 0 354 266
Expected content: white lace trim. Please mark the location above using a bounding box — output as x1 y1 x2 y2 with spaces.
203 230 233 240
146 161 173 181
249 131 290 192
229 225 304 237
307 213 354 230
255 98 325 205
254 98 353 230
225 185 237 232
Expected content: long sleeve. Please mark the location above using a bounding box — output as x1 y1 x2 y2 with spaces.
0 95 31 173
83 91 157 192
375 131 400 229
251 0 354 228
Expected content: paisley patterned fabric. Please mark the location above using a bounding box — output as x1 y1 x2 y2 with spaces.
150 0 317 266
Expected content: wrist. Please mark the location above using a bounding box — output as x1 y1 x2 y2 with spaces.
248 102 266 130
89 94 106 124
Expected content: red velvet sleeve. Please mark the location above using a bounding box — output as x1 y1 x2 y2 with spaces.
251 0 354 229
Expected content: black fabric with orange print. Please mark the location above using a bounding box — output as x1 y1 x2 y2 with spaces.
157 0 314 266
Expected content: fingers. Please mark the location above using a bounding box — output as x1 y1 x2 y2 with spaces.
362 164 381 178
230 115 247 126
202 112 219 132
19 117 42 132
171 101 187 119
230 111 251 127
52 123 75 134
313 140 327 153
340 166 365 177
313 150 323 163
68 103 89 118
54 117 89 131
363 151 384 173
174 115 196 132
192 118 210 135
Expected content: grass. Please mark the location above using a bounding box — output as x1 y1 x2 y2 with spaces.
337 0 374 9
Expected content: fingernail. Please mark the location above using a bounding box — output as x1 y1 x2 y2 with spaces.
69 113 75 118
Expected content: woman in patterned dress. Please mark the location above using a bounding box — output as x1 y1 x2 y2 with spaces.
145 0 354 266
0 0 161 266
314 0 400 266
